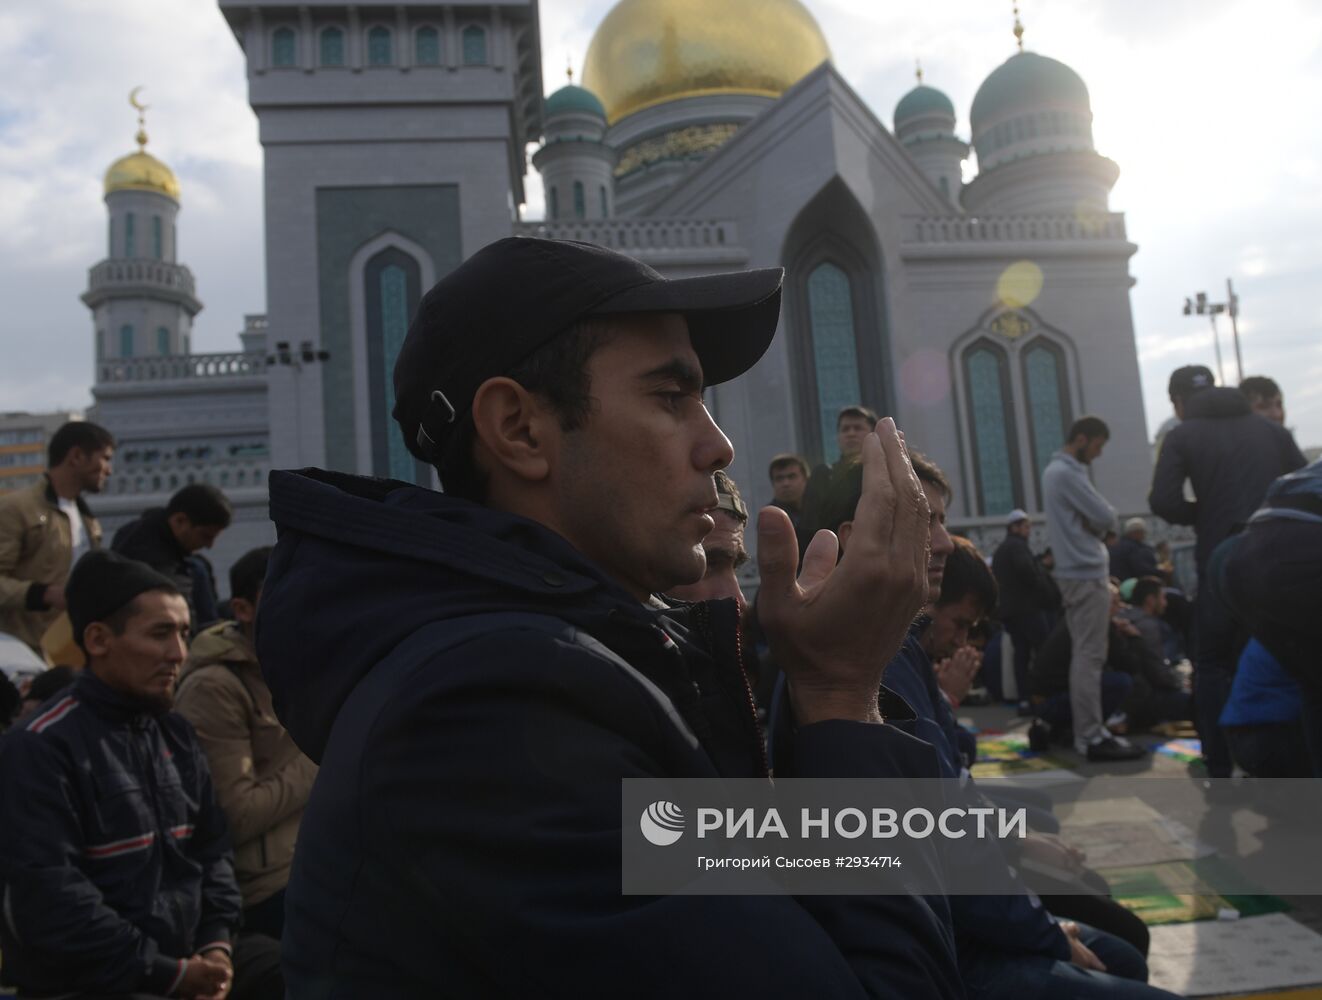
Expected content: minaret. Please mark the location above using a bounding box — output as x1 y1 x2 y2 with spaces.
893 63 967 207
533 65 617 221
963 2 1119 215
82 89 201 364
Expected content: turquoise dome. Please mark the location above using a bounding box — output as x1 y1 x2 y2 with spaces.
894 84 955 125
544 84 607 119
970 52 1089 129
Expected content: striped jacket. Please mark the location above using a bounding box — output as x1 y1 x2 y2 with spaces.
0 670 241 997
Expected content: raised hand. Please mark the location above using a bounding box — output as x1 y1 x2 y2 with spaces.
756 420 931 725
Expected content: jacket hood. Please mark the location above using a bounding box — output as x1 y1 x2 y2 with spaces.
257 469 658 760
182 621 255 682
1184 386 1251 420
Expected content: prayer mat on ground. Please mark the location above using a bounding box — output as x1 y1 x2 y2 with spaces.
970 733 1070 777
1146 913 1322 997
1155 737 1204 762
1107 859 1290 926
1060 797 1214 869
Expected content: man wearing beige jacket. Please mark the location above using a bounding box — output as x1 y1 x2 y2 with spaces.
176 546 317 939
0 421 114 657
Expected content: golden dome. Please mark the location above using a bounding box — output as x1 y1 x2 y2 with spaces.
581 0 832 124
104 149 180 201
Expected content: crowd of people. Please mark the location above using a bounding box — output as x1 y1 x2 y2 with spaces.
0 235 1317 998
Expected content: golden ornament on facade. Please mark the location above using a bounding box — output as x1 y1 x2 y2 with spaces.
614 123 741 177
992 311 1031 339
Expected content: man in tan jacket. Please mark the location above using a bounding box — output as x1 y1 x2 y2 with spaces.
0 421 114 656
175 546 317 939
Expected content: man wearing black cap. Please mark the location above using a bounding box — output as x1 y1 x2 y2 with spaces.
1149 364 1305 778
257 237 959 998
0 550 281 1000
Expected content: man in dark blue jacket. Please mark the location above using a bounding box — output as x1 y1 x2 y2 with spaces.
0 550 280 999
1150 365 1306 778
258 237 963 999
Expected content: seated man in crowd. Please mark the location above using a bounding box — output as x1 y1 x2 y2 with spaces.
258 237 963 997
175 546 318 939
112 483 234 634
0 549 281 1000
1031 584 1136 740
797 452 1167 999
1115 577 1192 730
1108 518 1159 582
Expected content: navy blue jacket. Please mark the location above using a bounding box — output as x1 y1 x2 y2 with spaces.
0 671 240 996
1149 387 1305 574
258 469 963 999
882 625 1071 967
1107 536 1159 583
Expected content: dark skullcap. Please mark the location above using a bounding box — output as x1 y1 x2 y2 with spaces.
66 550 181 643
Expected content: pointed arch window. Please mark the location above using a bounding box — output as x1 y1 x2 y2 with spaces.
461 25 487 65
963 340 1022 515
806 262 862 464
572 181 586 220
124 213 136 257
1022 338 1070 502
364 248 426 482
97 330 105 360
599 185 608 217
108 218 114 257
272 26 297 67
119 324 134 358
157 327 170 355
152 216 163 260
548 186 559 221
320 27 345 66
367 25 392 66
415 26 440 65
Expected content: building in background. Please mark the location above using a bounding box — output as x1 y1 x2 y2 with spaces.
82 0 1155 581
0 411 82 494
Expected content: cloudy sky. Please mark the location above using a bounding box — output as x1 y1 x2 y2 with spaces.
3 0 1321 449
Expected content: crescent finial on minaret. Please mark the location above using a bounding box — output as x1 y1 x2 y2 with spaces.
1012 2 1025 52
129 86 150 150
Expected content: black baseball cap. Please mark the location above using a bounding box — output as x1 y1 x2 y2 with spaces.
393 237 783 465
1168 364 1215 401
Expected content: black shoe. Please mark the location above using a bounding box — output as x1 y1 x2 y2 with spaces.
1086 736 1147 762
1028 719 1051 753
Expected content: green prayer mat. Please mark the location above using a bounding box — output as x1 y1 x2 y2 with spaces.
1107 858 1290 926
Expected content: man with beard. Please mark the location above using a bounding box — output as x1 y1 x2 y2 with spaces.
0 420 114 657
0 550 282 1000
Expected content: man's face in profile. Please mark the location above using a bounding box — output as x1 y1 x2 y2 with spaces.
550 313 734 600
667 509 747 612
1249 393 1285 425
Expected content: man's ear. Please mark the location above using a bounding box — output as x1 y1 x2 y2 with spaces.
837 520 854 551
231 596 256 626
83 622 114 658
470 377 554 484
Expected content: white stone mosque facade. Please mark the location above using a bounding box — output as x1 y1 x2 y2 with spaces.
85 0 1150 583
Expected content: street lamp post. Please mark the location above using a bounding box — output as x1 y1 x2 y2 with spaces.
1182 283 1243 384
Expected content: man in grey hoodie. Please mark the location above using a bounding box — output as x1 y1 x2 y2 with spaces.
1042 416 1144 762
